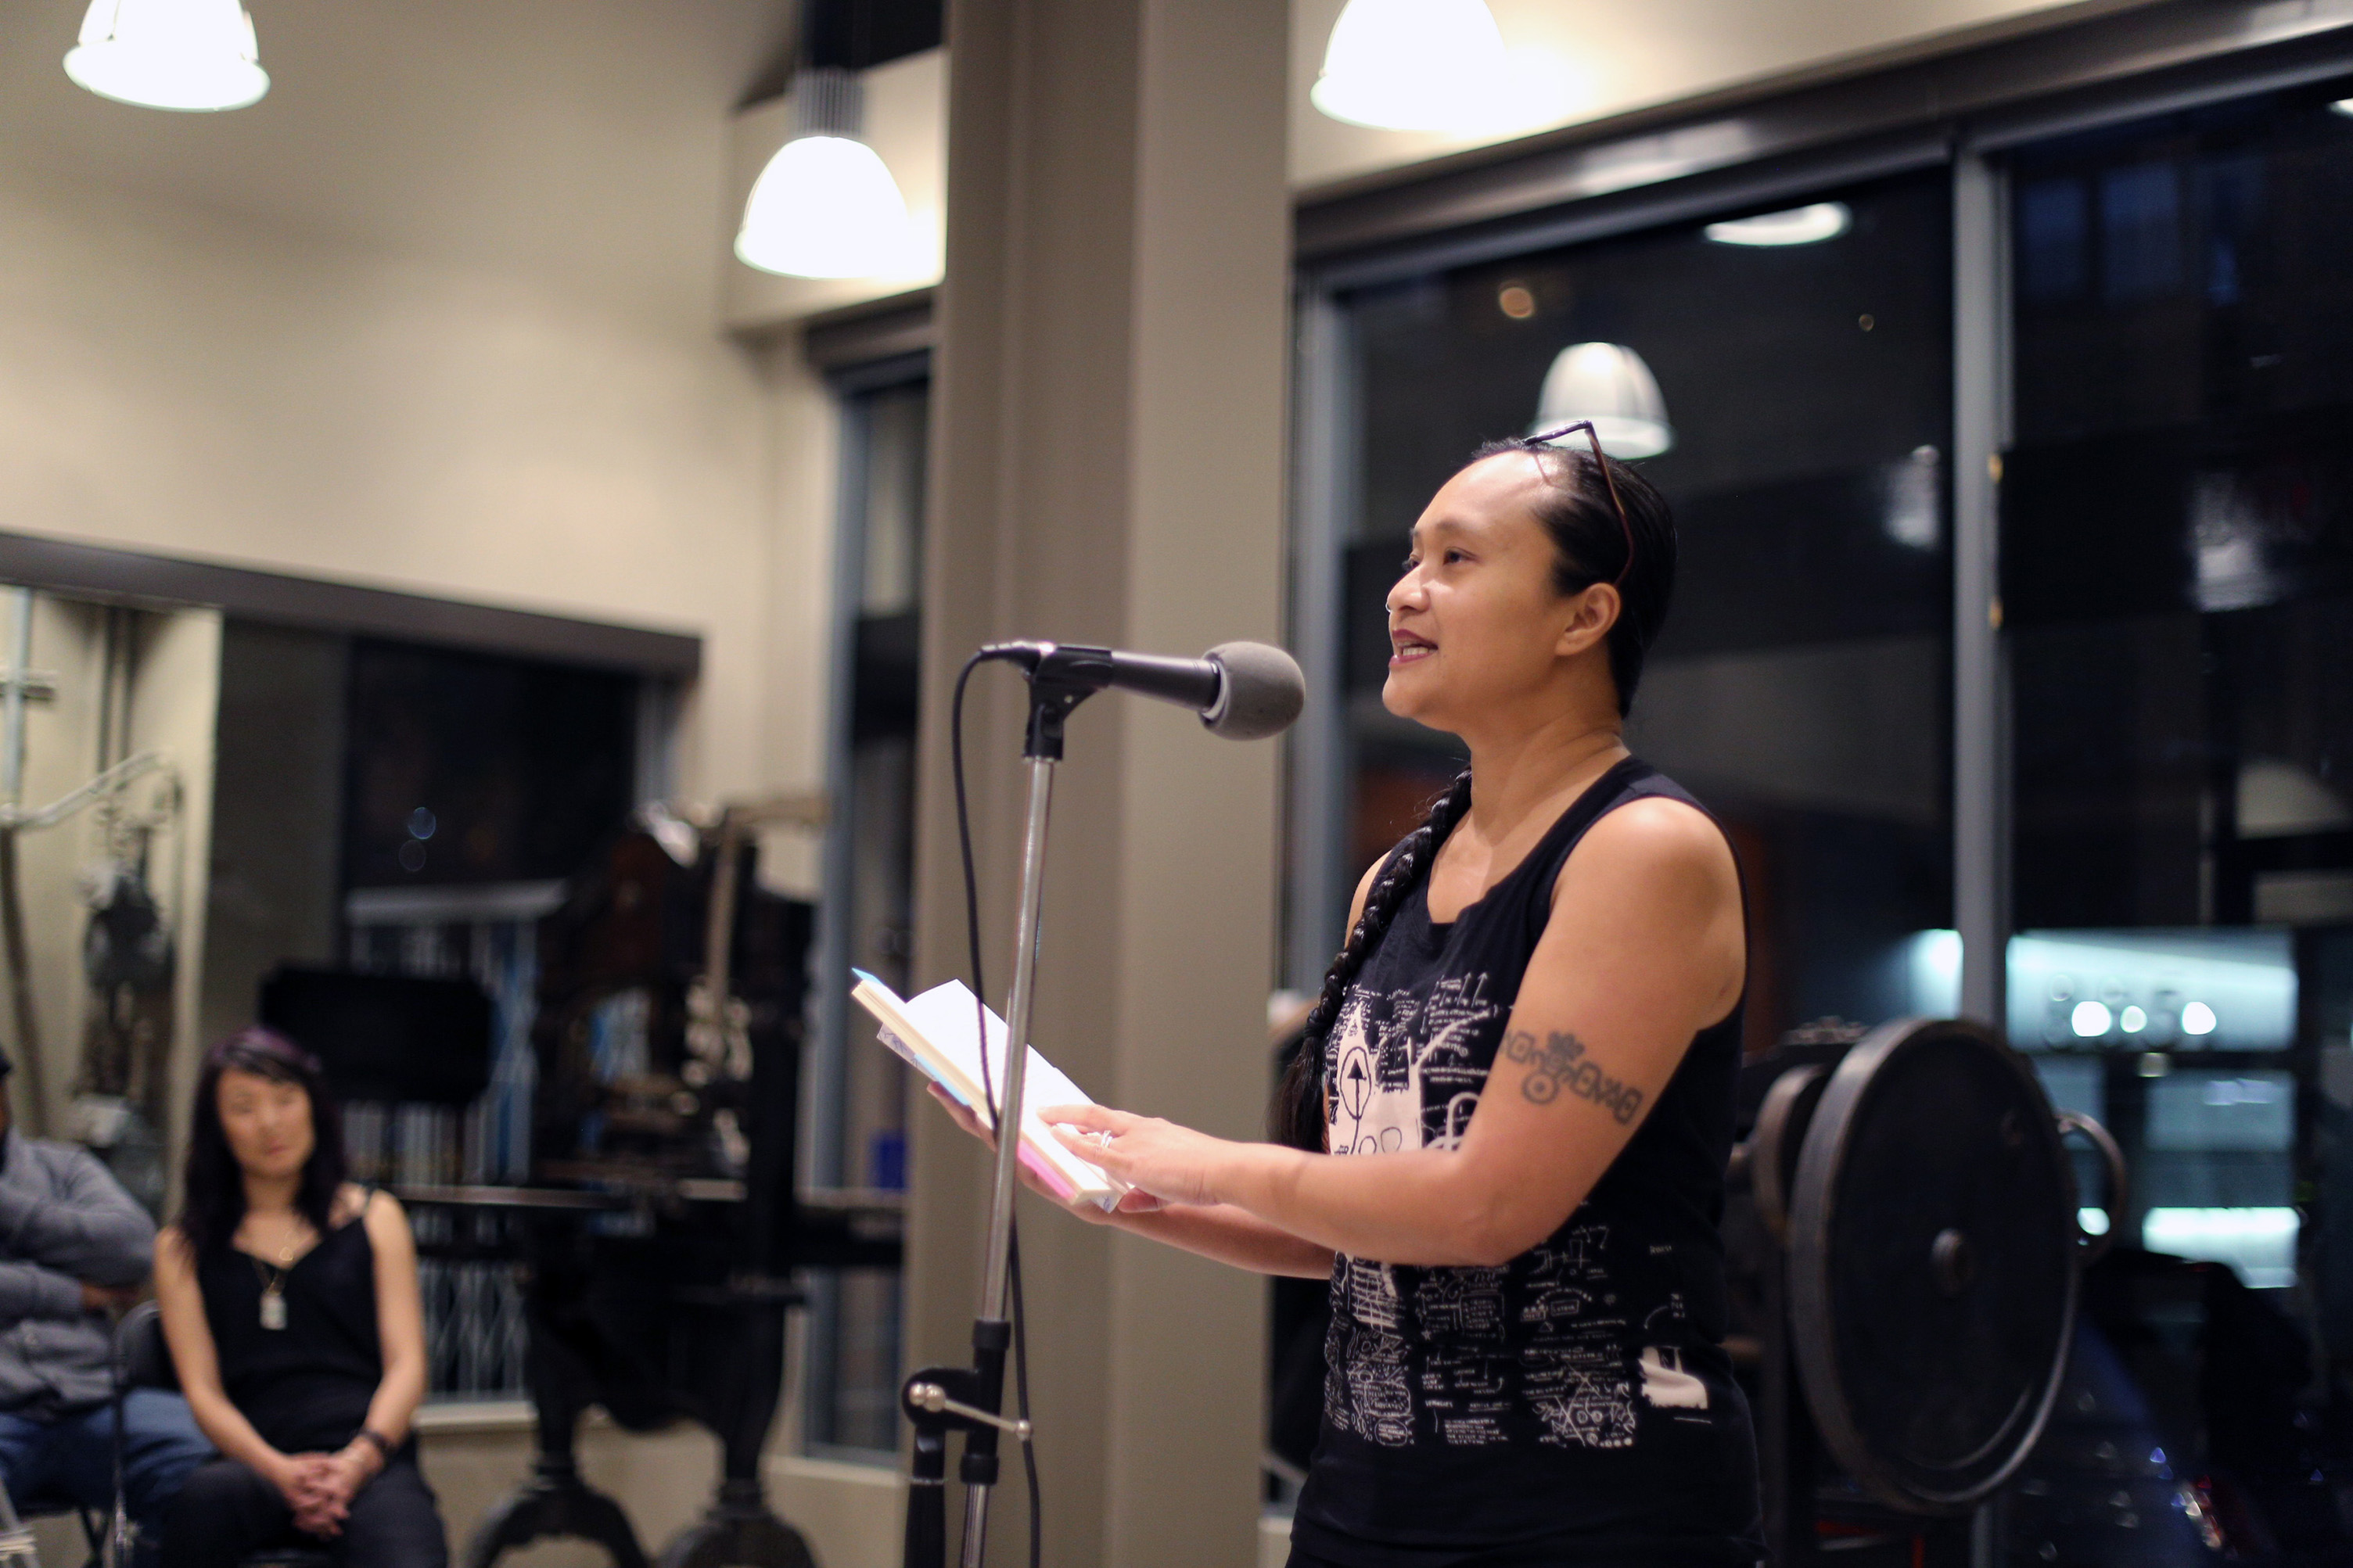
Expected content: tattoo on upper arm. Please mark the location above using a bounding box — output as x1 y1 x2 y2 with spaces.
1501 1030 1646 1124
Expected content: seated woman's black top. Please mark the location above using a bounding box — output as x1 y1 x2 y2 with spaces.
197 1211 381 1455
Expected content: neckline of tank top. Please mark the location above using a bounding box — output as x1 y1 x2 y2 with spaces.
1422 753 1654 931
229 1210 368 1275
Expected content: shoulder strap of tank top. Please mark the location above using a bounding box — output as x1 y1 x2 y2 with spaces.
1517 755 1658 895
1518 755 1747 931
1539 760 1755 1024
332 1182 379 1236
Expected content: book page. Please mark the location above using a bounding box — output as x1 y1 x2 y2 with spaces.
852 971 1125 1209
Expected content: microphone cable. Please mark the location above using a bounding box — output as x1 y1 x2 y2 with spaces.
949 650 1044 1568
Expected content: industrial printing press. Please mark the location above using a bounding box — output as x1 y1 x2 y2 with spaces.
275 798 897 1568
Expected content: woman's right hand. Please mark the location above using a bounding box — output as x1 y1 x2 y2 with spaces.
277 1450 365 1537
264 1451 329 1512
924 1084 1166 1222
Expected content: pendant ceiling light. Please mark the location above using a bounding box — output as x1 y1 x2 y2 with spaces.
1705 201 1852 247
2333 98 2353 117
1312 0 1514 133
1529 343 1673 459
736 68 918 281
64 0 268 113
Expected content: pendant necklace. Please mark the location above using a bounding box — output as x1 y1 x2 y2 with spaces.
251 1232 299 1331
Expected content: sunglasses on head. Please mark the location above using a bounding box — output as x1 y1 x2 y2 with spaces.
1520 420 1635 590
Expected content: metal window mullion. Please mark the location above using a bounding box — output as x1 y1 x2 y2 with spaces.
1287 285 1357 992
1953 150 2013 1031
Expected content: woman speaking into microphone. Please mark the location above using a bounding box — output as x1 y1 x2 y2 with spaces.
936 424 1763 1568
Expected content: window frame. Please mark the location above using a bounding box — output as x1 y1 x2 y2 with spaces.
802 346 932 1463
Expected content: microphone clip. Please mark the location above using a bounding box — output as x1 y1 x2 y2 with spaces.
978 641 1118 759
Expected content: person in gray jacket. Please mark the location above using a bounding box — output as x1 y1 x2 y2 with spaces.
0 1046 213 1562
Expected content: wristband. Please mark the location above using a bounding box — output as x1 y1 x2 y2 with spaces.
356 1428 397 1465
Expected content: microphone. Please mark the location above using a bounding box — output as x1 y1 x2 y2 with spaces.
979 640 1305 741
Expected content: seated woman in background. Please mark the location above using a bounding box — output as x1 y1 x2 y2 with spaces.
153 1029 447 1568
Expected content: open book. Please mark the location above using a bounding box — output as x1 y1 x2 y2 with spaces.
851 971 1127 1211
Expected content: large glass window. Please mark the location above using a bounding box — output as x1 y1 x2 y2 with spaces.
1999 78 2353 1559
1334 171 1954 1049
2004 80 2353 1268
1299 53 2353 1566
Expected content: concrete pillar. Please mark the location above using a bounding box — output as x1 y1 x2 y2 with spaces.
904 2 1290 1563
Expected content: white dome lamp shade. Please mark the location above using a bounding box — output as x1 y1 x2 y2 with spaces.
1529 343 1673 459
1311 0 1514 134
65 0 268 113
736 68 918 281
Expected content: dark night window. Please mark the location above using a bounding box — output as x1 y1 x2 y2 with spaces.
342 640 637 889
1340 170 1954 1049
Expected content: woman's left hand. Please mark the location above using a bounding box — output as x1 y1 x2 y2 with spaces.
1042 1104 1232 1207
289 1454 355 1537
294 1443 379 1536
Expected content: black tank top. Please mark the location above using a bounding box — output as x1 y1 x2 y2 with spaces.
198 1204 383 1454
1291 758 1765 1568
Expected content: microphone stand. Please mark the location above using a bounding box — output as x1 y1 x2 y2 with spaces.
901 648 1101 1568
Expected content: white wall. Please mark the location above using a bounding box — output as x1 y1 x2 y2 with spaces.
0 0 828 827
1290 0 2150 188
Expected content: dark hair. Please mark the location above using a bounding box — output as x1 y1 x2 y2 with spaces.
177 1028 346 1255
1466 435 1676 717
1270 438 1679 1150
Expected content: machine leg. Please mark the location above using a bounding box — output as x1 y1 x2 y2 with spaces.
1970 1490 2006 1568
467 1293 652 1568
659 1305 816 1568
658 1480 816 1568
465 1457 652 1568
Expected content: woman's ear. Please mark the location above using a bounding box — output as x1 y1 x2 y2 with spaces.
1556 583 1622 658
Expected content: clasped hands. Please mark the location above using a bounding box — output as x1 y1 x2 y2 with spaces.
925 1083 1237 1212
270 1441 383 1537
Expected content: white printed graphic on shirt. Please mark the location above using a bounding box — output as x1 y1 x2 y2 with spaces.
1639 1346 1709 1409
1320 973 1644 1451
1327 973 1497 1157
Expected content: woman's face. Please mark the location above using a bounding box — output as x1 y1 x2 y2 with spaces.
1383 452 1608 734
216 1067 314 1183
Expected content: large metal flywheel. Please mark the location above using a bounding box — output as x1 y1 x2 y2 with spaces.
1784 1018 2085 1514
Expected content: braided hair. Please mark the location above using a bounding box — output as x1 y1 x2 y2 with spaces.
1273 771 1475 1150
1270 435 1676 1151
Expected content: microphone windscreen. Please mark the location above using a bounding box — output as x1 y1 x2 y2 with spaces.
1201 642 1306 741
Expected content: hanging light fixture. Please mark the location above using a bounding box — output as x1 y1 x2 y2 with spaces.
1311 0 1514 133
2333 98 2353 117
1529 343 1674 459
64 0 269 113
735 68 918 281
1705 201 1852 247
